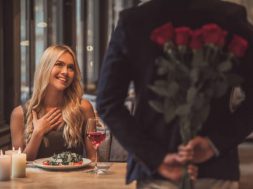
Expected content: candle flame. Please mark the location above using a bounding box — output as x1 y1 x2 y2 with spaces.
0 150 3 156
18 147 21 154
12 146 15 151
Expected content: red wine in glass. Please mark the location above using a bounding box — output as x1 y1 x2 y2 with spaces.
86 117 107 174
87 132 106 149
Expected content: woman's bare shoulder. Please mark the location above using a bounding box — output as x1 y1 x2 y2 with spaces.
80 99 95 117
81 99 94 110
11 105 24 119
10 105 25 129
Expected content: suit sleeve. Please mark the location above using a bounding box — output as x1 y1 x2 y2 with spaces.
206 17 253 156
207 52 253 156
96 18 167 173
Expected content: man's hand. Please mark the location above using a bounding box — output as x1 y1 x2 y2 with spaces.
157 153 198 181
187 136 216 163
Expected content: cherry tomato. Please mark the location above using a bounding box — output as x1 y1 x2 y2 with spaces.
73 161 83 166
42 160 50 165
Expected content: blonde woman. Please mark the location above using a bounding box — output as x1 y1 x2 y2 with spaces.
10 45 96 161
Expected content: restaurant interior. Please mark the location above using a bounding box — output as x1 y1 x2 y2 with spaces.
0 0 252 188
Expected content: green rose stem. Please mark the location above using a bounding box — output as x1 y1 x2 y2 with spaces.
179 120 194 189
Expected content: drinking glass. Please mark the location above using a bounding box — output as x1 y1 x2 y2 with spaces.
86 117 106 174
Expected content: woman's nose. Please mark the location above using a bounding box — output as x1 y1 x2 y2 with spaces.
61 65 68 74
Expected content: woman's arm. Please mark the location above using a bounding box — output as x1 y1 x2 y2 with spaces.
10 106 26 150
24 108 62 160
11 106 62 161
10 106 45 160
81 99 96 161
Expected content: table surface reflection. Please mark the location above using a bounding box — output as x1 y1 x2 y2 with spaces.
0 162 135 189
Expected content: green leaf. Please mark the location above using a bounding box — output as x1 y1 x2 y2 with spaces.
149 100 164 113
177 61 190 74
202 68 216 81
192 50 204 67
190 68 199 84
156 57 176 74
167 81 180 97
154 80 167 86
176 104 191 116
156 58 169 75
187 87 197 103
166 60 177 71
199 104 210 123
193 93 206 110
148 85 168 97
149 80 179 98
164 100 177 123
157 66 168 75
218 60 232 72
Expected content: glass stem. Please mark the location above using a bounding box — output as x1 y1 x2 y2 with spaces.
95 148 98 170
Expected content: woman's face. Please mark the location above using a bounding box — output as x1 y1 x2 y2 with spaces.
48 52 75 91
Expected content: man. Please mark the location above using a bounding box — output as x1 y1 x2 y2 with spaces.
97 0 253 188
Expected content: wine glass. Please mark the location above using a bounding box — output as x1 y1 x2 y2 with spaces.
86 117 106 174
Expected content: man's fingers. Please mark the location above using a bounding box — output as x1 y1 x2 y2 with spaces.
159 153 199 182
163 153 188 166
158 162 182 181
188 164 198 180
188 136 204 148
178 145 193 161
178 144 193 151
163 153 178 164
187 136 216 163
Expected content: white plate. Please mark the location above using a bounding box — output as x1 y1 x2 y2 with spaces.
33 157 92 170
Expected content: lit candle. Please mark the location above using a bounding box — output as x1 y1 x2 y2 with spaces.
5 147 19 178
0 150 11 181
5 147 18 155
12 147 26 178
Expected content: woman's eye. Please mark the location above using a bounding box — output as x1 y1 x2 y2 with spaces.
55 62 75 71
68 65 75 71
55 62 64 67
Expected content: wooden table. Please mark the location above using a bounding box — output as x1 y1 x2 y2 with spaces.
0 163 136 189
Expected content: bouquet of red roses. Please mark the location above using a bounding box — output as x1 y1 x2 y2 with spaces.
149 22 248 189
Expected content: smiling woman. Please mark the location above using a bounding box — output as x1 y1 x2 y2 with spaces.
9 45 96 162
48 53 75 91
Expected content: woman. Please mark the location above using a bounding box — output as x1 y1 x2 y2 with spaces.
10 45 96 161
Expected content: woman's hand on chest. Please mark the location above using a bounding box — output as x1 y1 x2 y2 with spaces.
32 108 63 136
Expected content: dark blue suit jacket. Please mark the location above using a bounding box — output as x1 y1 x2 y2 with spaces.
97 0 253 183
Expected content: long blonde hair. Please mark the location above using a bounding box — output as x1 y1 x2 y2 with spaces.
25 45 84 148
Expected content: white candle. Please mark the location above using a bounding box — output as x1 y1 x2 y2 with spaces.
0 150 11 181
5 147 19 178
11 148 26 178
5 147 18 155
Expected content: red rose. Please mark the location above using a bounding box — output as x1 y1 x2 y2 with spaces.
217 31 228 47
190 29 203 50
228 34 248 58
202 23 227 47
175 27 192 46
150 22 174 46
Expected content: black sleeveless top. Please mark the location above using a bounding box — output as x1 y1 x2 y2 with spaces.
21 104 86 158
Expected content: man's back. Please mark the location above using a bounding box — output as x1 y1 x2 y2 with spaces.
97 0 253 185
